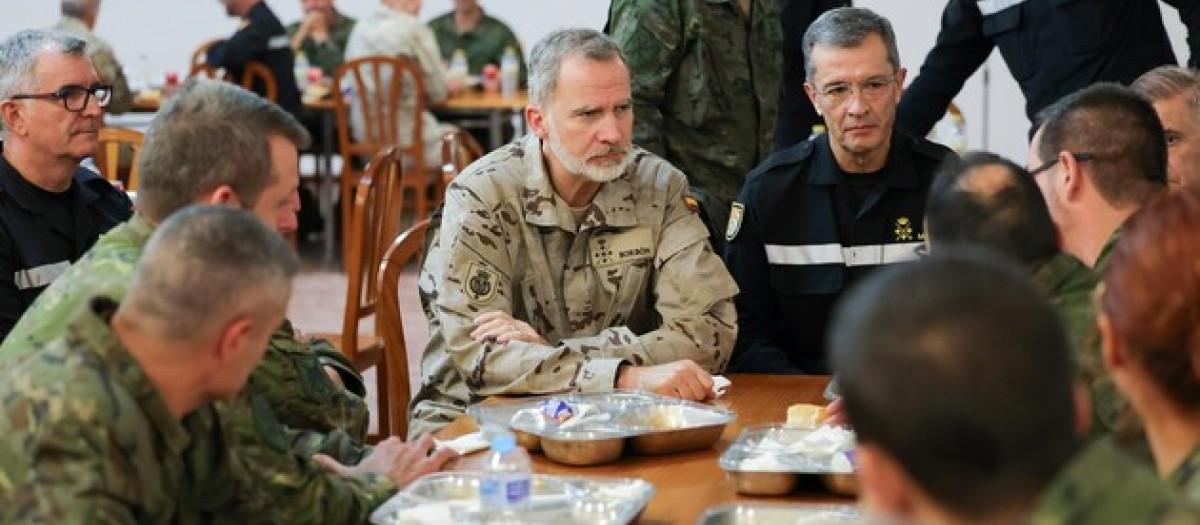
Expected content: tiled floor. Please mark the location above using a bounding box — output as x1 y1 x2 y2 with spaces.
287 234 428 435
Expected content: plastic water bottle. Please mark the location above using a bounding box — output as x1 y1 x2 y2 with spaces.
478 433 532 521
294 52 310 91
500 46 519 98
449 48 469 82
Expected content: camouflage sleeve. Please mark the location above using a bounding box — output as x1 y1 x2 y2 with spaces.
89 41 133 115
287 426 372 465
216 393 394 524
607 0 684 157
255 324 370 444
0 409 139 524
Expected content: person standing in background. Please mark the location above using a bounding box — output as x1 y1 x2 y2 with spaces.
1133 65 1200 190
54 0 133 115
208 0 303 114
287 0 355 78
897 0 1200 138
607 0 783 253
772 0 848 151
427 0 526 86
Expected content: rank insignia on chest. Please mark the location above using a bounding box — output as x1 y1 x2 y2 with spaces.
464 262 499 304
894 217 914 242
726 202 745 241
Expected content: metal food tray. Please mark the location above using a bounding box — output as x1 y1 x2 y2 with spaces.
468 390 736 465
695 503 862 525
719 424 858 496
369 471 655 525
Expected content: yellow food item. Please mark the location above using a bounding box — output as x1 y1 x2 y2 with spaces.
786 403 827 430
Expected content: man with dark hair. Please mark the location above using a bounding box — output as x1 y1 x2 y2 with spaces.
1030 82 1169 272
724 7 953 374
0 29 132 341
209 0 303 114
925 152 1118 435
896 0 1200 138
832 251 1193 524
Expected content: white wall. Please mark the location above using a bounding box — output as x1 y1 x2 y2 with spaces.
0 0 1189 162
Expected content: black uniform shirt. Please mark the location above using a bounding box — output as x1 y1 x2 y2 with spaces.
0 144 133 341
898 0 1200 136
724 131 953 373
207 0 303 114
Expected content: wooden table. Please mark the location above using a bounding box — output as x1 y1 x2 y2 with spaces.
433 89 529 150
438 374 853 524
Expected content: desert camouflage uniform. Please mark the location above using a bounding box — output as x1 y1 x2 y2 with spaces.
1028 438 1200 524
0 214 383 520
607 0 782 247
409 134 739 438
55 16 133 115
0 298 393 524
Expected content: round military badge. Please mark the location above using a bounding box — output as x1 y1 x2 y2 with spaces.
726 202 745 241
464 261 500 305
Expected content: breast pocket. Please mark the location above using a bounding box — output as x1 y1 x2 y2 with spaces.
1048 0 1111 56
982 8 1036 81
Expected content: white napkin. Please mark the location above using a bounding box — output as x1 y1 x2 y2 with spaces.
712 375 732 397
434 432 490 455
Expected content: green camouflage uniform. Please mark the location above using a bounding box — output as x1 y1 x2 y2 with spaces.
0 214 384 520
0 297 394 524
427 9 527 85
286 10 356 77
1169 443 1200 505
54 16 133 115
409 134 739 438
607 0 782 246
1028 438 1200 524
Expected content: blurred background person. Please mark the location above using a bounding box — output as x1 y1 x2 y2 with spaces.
1100 190 1200 503
772 0 848 151
607 0 782 252
208 0 303 114
288 0 355 78
427 0 526 86
54 0 132 114
1133 65 1200 190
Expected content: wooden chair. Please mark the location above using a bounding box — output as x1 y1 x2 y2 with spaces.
334 55 443 259
441 129 484 185
342 148 404 439
95 127 144 191
375 217 431 440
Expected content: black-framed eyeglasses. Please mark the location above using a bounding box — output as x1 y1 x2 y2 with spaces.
9 84 112 112
1029 152 1095 176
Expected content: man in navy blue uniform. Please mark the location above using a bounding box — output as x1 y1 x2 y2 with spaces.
725 7 953 373
0 29 132 340
897 0 1200 138
209 0 303 114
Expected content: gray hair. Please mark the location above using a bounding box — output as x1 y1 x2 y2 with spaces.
0 29 88 137
124 205 298 345
528 28 625 108
802 7 901 80
61 0 99 19
1132 65 1200 113
136 78 311 223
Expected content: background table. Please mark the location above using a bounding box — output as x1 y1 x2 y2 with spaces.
438 374 854 524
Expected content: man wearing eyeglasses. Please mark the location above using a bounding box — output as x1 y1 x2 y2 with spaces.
724 7 953 374
0 29 132 342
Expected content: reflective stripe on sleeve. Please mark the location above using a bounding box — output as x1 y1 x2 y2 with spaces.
14 260 70 290
764 242 923 267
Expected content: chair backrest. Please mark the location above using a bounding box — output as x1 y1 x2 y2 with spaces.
341 147 404 365
95 127 144 191
189 39 220 73
376 217 431 440
333 56 426 246
441 129 484 185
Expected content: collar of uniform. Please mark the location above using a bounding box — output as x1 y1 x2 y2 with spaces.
1031 438 1140 519
55 16 90 35
72 166 106 206
1093 226 1123 273
123 212 157 244
1032 251 1091 296
519 134 639 231
807 130 922 190
73 295 194 455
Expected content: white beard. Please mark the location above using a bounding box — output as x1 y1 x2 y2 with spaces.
545 129 634 183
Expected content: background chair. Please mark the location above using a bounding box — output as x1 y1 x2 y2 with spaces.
340 147 403 439
334 55 443 261
375 217 431 440
440 129 484 185
95 127 144 191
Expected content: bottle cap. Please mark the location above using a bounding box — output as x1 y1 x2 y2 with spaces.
491 433 516 453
